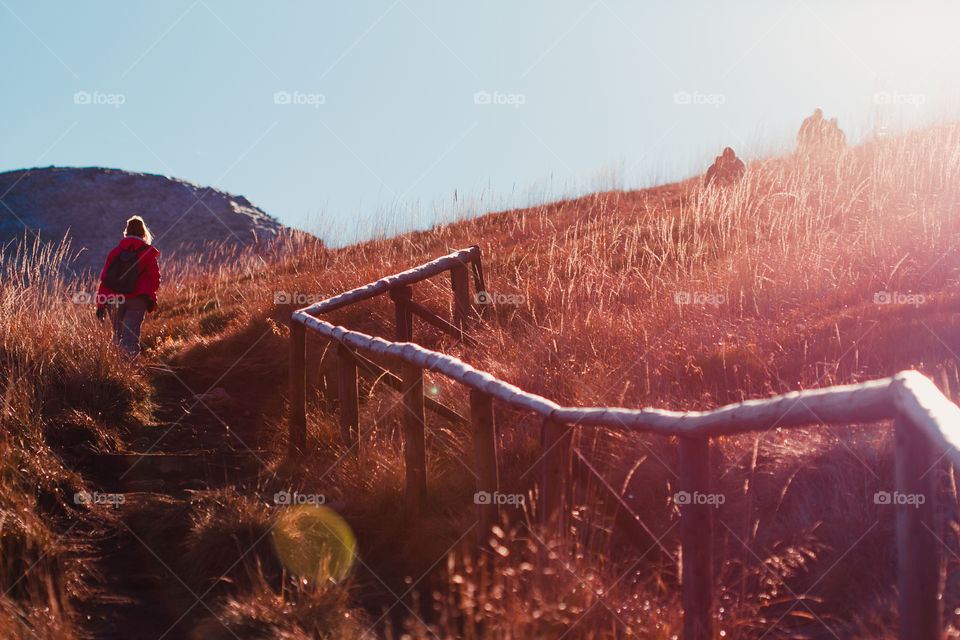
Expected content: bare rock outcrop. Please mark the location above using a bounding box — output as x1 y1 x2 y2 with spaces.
0 166 287 272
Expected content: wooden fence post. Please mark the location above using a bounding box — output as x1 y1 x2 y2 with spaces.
450 264 472 327
678 436 714 640
337 342 359 450
392 285 414 342
401 359 427 514
541 418 571 535
470 257 489 319
894 414 942 640
288 321 307 456
470 390 498 544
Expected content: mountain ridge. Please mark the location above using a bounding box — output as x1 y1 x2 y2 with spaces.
0 165 287 272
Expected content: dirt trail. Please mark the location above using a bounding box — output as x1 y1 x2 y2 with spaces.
77 363 269 639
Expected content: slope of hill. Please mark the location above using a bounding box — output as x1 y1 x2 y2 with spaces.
3 122 960 639
0 166 286 272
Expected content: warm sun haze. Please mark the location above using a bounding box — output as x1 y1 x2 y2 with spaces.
2 121 960 637
3 1 960 636
2 2 959 244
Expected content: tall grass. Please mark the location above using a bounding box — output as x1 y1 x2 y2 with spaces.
4 122 960 637
0 235 154 638
144 123 960 638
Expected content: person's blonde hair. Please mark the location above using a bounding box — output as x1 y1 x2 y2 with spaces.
124 215 153 244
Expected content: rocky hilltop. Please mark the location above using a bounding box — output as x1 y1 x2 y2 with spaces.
0 166 286 272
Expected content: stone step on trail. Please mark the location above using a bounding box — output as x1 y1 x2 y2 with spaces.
86 492 197 639
79 450 265 493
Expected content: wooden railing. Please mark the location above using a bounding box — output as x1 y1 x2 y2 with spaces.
290 246 960 640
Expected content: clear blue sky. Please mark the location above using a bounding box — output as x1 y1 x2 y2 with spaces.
2 1 957 245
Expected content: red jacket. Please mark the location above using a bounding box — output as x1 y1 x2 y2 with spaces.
96 236 161 309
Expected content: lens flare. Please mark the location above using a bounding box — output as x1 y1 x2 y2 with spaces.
270 504 357 583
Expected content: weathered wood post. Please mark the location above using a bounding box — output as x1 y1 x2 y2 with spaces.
391 285 425 512
288 320 307 456
400 356 427 514
450 264 472 327
471 257 489 320
392 285 414 342
678 435 714 640
337 342 359 450
540 418 571 535
470 389 498 544
894 414 942 640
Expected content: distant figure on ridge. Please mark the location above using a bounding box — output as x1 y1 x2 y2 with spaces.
704 147 746 187
96 216 161 359
828 117 847 151
797 108 846 157
797 108 825 153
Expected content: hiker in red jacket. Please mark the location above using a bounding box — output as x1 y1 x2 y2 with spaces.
96 216 161 359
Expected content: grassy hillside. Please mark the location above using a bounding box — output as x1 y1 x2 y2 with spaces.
3 123 960 638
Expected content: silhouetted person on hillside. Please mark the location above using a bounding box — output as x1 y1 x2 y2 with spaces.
704 147 746 187
96 216 161 359
797 108 825 153
798 109 847 158
828 117 847 151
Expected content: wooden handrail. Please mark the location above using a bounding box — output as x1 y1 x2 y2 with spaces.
891 370 960 469
298 245 481 317
289 246 960 640
292 314 901 434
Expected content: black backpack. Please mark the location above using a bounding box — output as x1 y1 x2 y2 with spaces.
103 244 148 294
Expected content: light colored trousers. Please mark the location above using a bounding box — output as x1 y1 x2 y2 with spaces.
110 295 148 359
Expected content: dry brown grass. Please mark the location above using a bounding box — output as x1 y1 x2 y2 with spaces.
145 123 960 638
0 236 153 638
5 122 960 638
